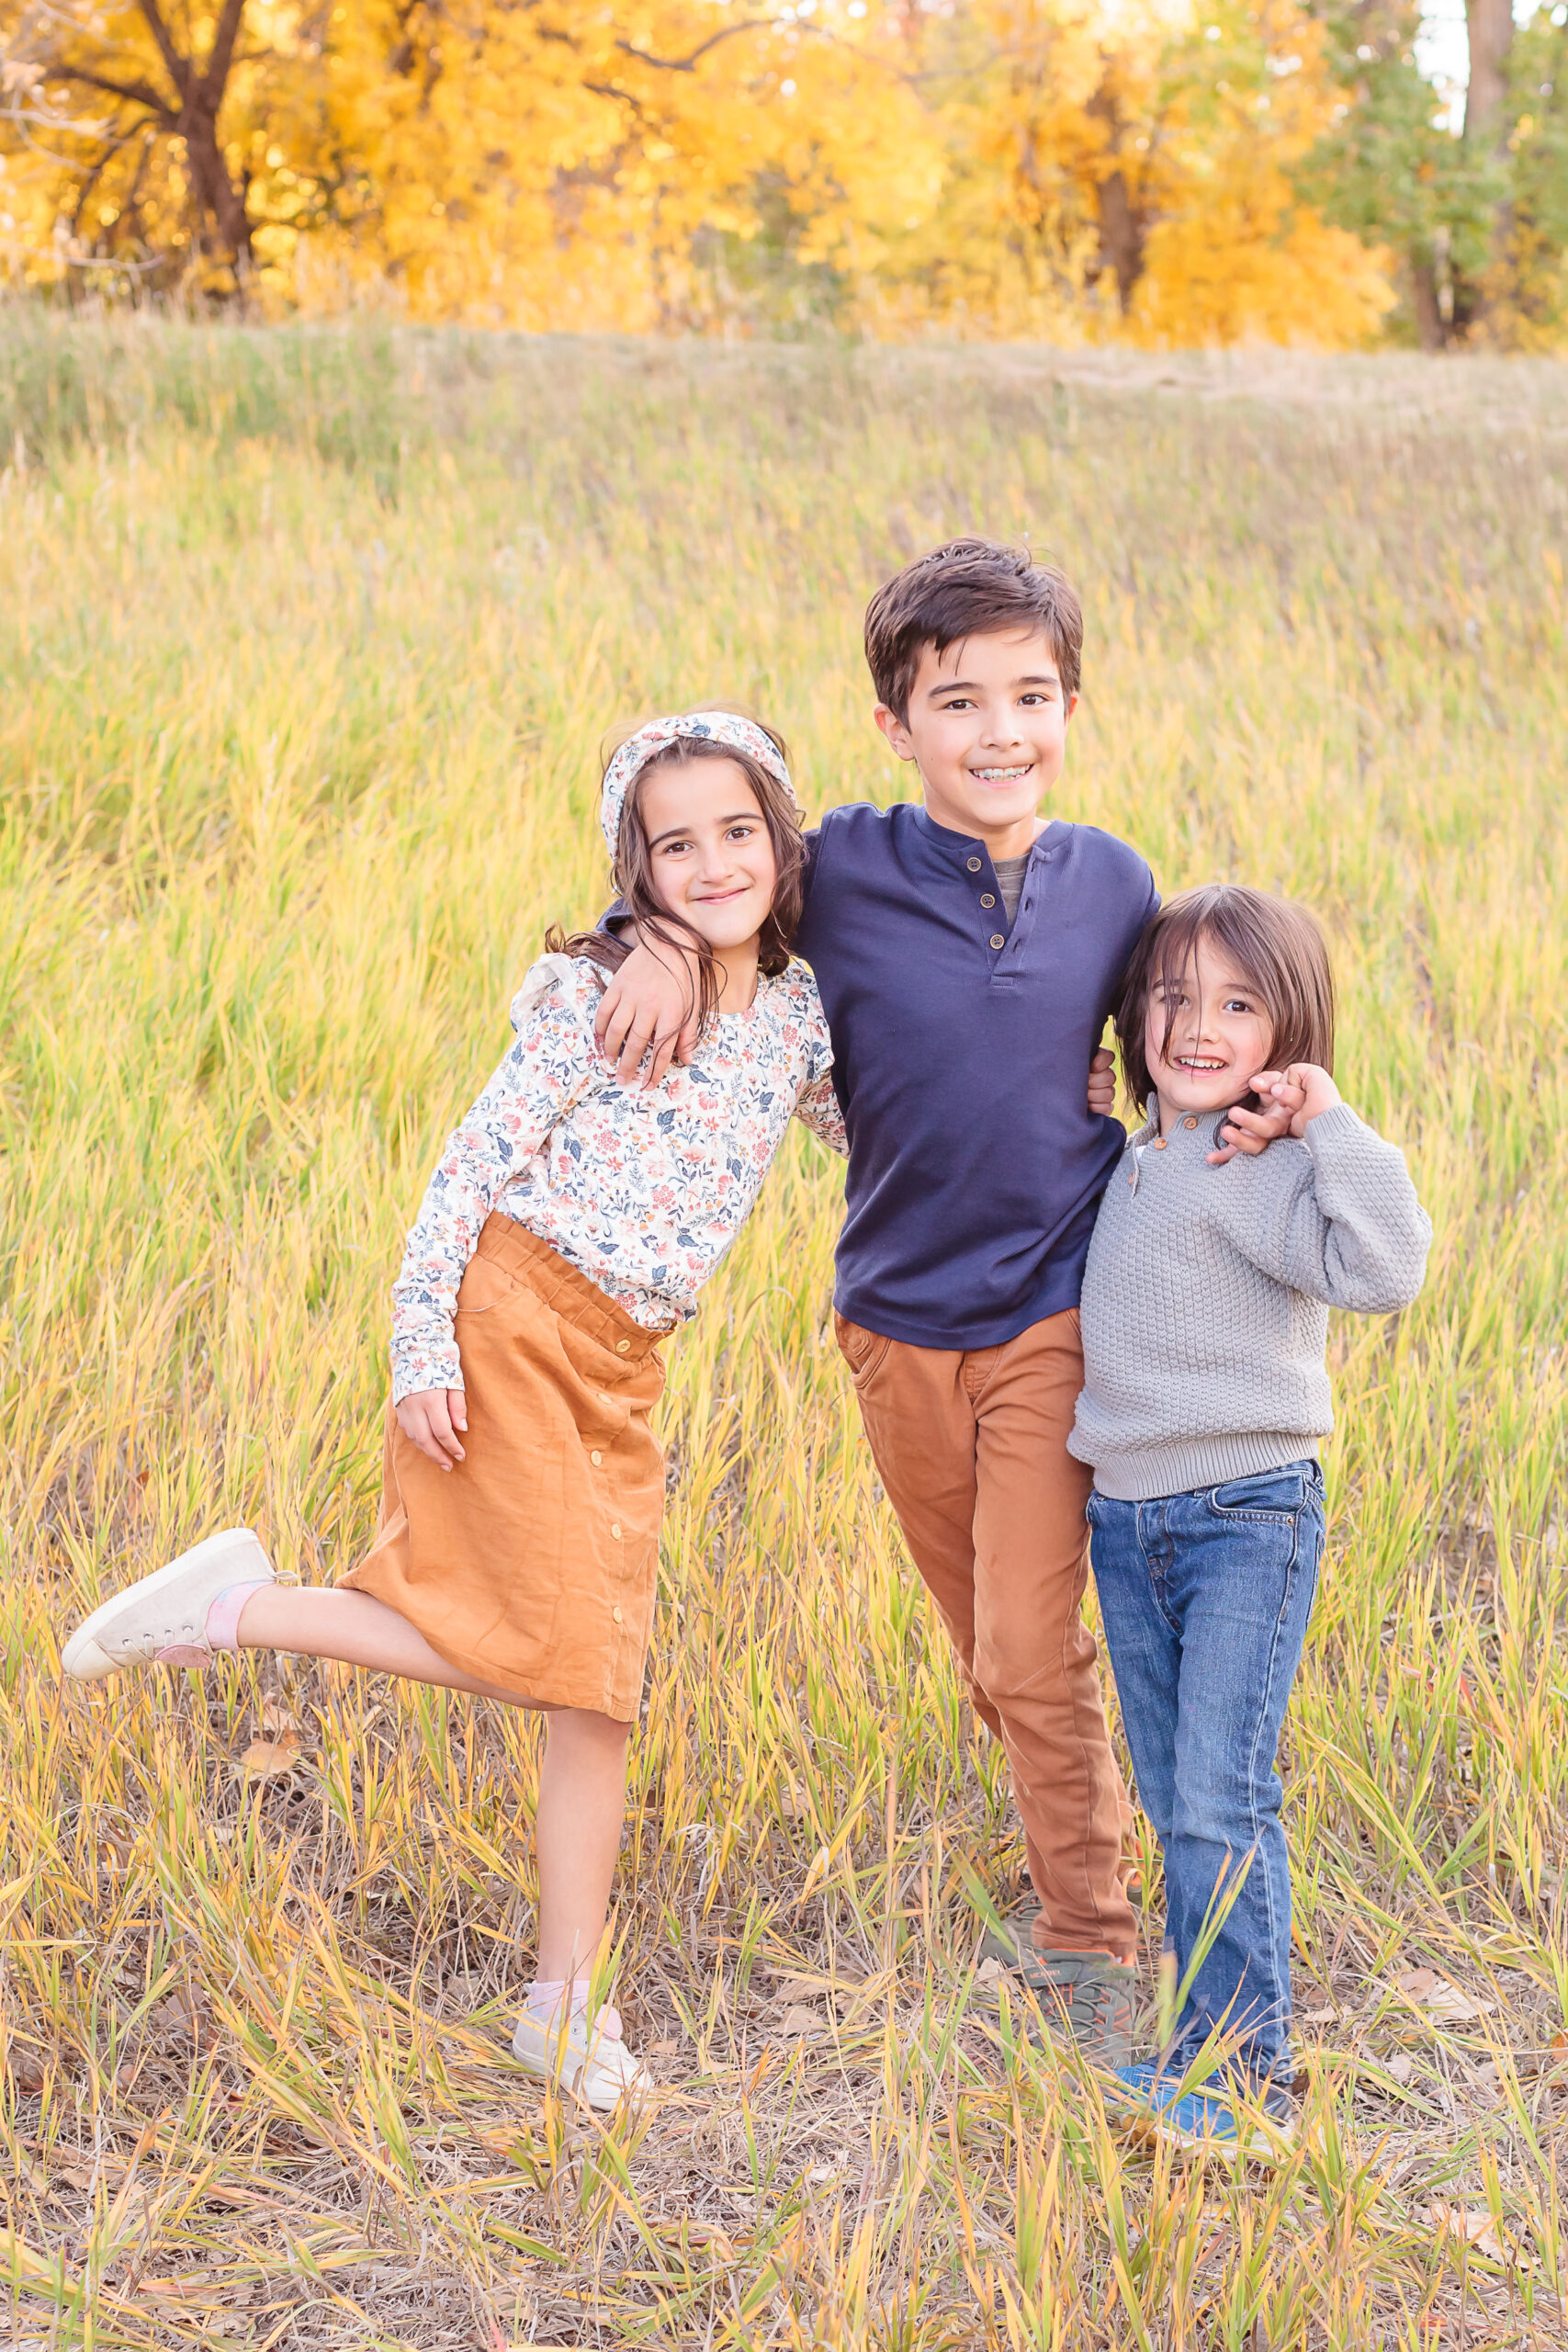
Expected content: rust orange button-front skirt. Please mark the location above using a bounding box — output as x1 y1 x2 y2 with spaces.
343 1215 668 1721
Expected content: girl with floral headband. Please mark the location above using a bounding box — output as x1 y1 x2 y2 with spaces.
63 709 845 2109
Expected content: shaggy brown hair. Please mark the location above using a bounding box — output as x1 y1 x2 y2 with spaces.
863 538 1084 724
1115 884 1336 1114
548 710 806 1035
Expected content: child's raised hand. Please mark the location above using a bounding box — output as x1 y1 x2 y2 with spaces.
1206 1079 1298 1165
396 1387 468 1471
1254 1063 1341 1136
1088 1046 1116 1118
594 940 703 1088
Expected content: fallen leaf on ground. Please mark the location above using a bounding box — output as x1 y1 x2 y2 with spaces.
664 2217 735 2255
1429 2203 1507 2260
772 1972 826 2003
237 1734 304 1779
1384 2052 1414 2086
6 2046 47 2092
150 1987 214 2045
778 2004 825 2038
1394 1968 1494 2020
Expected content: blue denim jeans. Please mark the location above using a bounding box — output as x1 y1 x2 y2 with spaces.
1088 1463 1325 2098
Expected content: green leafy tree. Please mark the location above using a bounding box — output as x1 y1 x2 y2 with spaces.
1503 2 1568 343
1302 0 1496 345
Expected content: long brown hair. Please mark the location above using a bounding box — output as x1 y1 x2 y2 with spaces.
547 712 806 1035
1115 884 1336 1113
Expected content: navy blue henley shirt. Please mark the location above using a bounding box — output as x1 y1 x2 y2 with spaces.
792 802 1158 1351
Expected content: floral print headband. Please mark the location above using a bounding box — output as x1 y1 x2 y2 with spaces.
599 712 797 860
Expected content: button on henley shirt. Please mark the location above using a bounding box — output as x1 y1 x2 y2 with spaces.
793 803 1158 1350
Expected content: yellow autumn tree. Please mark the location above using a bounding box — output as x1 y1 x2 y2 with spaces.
0 0 940 327
2 0 1405 343
1122 0 1394 345
871 0 1393 345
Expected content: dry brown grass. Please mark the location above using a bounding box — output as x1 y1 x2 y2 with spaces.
2 319 1567 2346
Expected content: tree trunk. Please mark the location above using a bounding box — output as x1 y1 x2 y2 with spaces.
1461 0 1515 332
1463 0 1513 147
134 0 252 281
1095 169 1145 316
181 97 252 272
1085 78 1147 316
1410 254 1447 352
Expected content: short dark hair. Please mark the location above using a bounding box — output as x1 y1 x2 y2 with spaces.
1115 884 1336 1112
863 538 1084 723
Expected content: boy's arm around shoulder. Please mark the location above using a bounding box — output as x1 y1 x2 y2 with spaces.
787 971 849 1158
1213 1091 1432 1314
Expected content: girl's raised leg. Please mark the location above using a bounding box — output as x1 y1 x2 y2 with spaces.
233 1584 532 1708
61 1534 651 2105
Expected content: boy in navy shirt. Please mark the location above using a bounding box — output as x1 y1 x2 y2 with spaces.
598 541 1281 2060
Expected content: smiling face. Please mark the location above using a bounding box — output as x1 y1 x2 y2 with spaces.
637 754 779 965
1145 940 1277 1133
874 627 1077 858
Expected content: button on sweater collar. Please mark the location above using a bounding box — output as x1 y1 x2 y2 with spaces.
1133 1097 1238 1157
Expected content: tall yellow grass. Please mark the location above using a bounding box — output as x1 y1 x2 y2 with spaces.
2 315 1567 2347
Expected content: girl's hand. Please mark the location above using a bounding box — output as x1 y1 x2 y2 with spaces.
1088 1046 1116 1117
1251 1063 1341 1136
594 941 702 1088
397 1387 468 1470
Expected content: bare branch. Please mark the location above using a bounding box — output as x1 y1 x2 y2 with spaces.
45 64 175 120
615 18 920 91
133 0 190 102
199 0 248 107
581 77 660 130
615 20 773 73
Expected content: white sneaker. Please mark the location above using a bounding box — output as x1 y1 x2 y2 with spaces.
511 2003 650 2110
62 1529 276 1682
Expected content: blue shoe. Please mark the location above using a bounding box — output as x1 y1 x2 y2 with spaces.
1109 2066 1292 2162
1107 2062 1165 2103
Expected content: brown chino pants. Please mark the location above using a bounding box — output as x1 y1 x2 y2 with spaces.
835 1306 1136 1962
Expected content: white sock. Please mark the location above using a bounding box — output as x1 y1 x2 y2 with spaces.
524 1978 624 2041
525 1977 591 2021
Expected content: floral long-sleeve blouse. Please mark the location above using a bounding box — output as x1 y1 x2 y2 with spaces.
390 953 847 1401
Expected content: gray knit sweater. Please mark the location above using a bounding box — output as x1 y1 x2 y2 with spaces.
1068 1100 1431 1502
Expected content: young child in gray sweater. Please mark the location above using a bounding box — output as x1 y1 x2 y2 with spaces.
1067 883 1430 2153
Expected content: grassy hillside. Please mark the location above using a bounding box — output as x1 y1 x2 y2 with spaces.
3 314 1567 2347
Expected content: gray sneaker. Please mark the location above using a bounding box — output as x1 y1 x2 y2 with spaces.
981 1908 1137 2066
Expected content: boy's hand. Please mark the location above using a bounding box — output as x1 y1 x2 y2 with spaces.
594 940 702 1087
1206 1084 1297 1165
397 1387 468 1471
1251 1063 1341 1136
1088 1046 1116 1118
